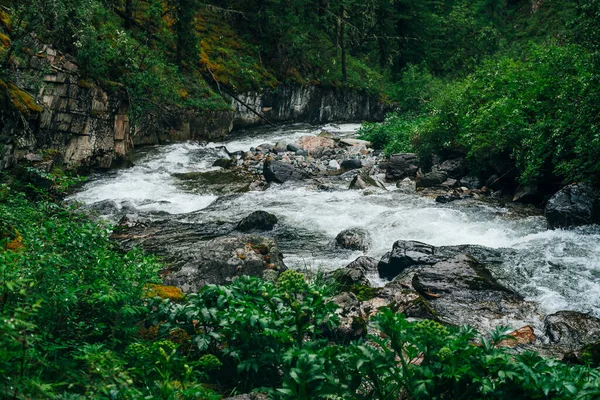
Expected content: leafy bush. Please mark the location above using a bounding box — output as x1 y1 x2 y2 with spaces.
358 112 428 155
0 184 162 398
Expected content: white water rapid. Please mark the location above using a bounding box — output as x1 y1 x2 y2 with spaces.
70 123 600 318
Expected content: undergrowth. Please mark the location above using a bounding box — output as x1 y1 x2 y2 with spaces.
1 172 600 398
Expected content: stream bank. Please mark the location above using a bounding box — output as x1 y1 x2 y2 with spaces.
70 123 600 361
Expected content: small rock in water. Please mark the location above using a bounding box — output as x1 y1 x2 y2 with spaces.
237 211 278 232
328 160 340 170
287 143 302 152
273 141 288 153
340 159 363 170
335 228 372 251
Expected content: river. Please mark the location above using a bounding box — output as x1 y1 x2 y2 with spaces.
69 123 600 318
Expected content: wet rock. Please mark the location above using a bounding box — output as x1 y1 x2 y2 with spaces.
411 255 535 331
437 158 465 178
273 141 288 153
435 192 463 204
236 211 278 232
544 311 600 350
330 292 367 340
263 159 308 184
339 138 371 147
349 171 386 190
335 228 372 251
256 143 273 152
173 170 251 195
460 175 483 190
396 177 415 192
545 184 600 229
416 169 448 188
287 143 302 152
298 136 335 154
340 159 363 170
386 153 419 181
378 240 439 280
328 160 340 170
163 235 287 292
212 158 233 169
333 256 379 286
512 185 541 204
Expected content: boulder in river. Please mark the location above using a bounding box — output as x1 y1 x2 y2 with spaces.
163 235 287 292
263 159 308 183
113 219 286 292
385 153 419 181
340 159 363 171
236 211 278 232
544 311 600 350
332 256 379 286
173 170 251 194
378 240 439 280
436 158 466 179
335 228 372 251
298 136 335 155
545 183 600 229
416 169 448 188
411 254 538 332
349 171 386 190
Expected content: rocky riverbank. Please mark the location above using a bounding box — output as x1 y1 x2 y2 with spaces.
91 125 600 364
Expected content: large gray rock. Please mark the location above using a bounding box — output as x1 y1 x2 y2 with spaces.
545 184 600 229
411 255 538 331
335 228 372 251
340 159 363 170
386 153 419 181
329 292 367 340
113 219 286 292
263 159 308 183
436 158 466 179
377 241 439 280
163 235 286 292
236 211 278 232
416 169 448 188
333 256 379 286
173 170 251 194
544 311 600 350
349 171 386 190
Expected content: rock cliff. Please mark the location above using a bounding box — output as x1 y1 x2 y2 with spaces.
1 45 387 172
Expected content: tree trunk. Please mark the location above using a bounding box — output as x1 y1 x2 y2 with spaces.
340 5 347 82
125 0 133 29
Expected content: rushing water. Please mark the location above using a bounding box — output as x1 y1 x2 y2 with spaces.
70 123 600 318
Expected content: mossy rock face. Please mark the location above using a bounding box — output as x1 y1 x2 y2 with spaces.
144 284 185 302
172 170 251 195
0 79 42 116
